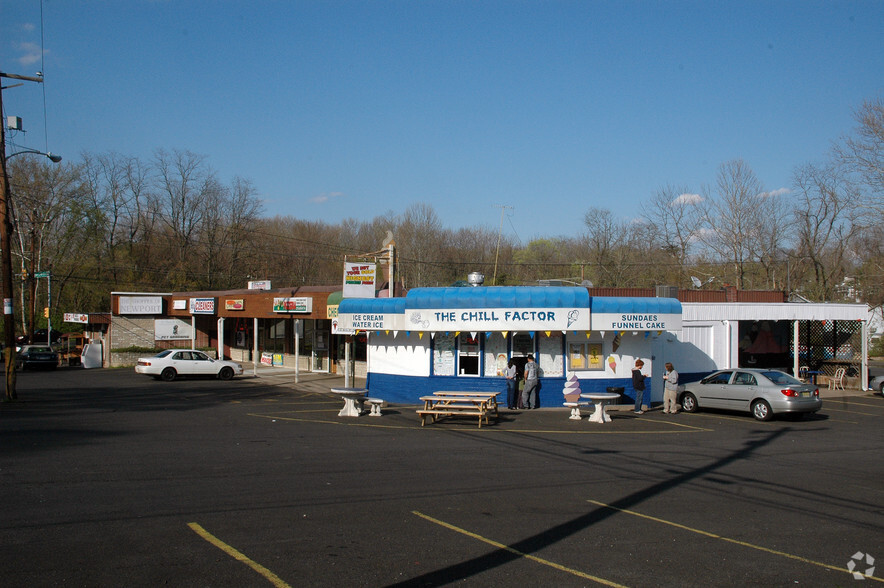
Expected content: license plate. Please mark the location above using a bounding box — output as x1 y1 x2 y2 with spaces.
800 391 810 397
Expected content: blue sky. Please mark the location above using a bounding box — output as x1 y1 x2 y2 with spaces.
2 1 882 241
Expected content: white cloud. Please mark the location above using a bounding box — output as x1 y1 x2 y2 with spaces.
16 42 45 66
760 187 790 198
310 191 344 204
674 192 702 206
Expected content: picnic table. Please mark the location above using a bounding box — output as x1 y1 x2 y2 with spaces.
417 391 501 428
330 387 369 417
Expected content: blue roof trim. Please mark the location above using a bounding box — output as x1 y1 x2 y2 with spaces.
338 297 407 314
405 286 590 309
590 296 682 314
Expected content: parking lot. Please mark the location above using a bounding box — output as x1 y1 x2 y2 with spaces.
1 367 882 586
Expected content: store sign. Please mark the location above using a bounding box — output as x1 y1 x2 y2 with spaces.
248 280 272 290
189 298 217 315
273 297 312 313
342 262 377 298
331 318 355 335
155 318 192 341
63 313 89 324
405 307 590 332
225 299 244 311
591 312 681 331
172 299 187 310
119 296 162 315
337 312 399 331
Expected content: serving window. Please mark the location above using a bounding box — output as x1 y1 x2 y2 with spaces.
458 333 481 376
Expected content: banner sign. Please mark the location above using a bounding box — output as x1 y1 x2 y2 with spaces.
64 313 89 324
189 298 217 315
119 296 162 315
591 312 681 331
225 299 244 311
342 262 377 298
273 297 312 313
155 318 192 341
405 307 590 332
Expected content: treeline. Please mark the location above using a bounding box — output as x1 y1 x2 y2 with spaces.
6 99 883 338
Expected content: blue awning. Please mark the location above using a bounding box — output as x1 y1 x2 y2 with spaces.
405 286 590 309
590 296 681 315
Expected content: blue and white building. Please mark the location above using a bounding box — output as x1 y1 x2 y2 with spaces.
338 286 683 405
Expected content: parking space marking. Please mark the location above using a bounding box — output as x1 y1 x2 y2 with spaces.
187 522 290 588
411 510 627 587
585 500 882 582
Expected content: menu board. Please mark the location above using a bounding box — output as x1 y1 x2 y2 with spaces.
538 332 563 377
433 333 456 376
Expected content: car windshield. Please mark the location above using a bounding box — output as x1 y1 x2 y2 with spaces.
28 346 52 353
154 350 174 358
761 371 802 385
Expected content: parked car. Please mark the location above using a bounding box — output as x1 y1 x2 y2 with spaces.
135 349 243 381
869 374 884 395
679 368 822 421
17 345 59 370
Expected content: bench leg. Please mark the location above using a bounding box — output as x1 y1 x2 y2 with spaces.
368 403 382 416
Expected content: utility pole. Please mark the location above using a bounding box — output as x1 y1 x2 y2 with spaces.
1 70 45 401
492 204 512 286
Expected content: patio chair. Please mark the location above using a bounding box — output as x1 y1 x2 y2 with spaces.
828 367 846 390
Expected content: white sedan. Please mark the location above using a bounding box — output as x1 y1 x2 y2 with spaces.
135 349 243 381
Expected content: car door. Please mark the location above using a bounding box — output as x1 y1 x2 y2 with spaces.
696 371 733 408
727 371 758 411
190 351 217 375
170 351 196 375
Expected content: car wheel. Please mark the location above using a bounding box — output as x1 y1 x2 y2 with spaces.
751 399 772 421
218 366 234 380
160 367 177 382
681 392 698 413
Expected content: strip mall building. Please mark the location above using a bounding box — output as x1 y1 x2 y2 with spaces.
109 285 871 404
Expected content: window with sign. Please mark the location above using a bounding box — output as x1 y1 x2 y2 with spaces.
569 340 604 371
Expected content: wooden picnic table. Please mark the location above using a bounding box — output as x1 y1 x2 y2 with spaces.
416 391 500 428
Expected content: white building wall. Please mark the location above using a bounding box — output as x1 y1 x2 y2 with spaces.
368 332 430 376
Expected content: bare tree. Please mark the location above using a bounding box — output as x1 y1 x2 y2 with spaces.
696 160 766 289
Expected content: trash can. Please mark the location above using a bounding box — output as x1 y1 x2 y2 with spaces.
606 386 626 404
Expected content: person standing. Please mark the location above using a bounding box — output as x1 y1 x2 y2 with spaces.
504 359 518 410
632 359 647 414
521 354 539 409
662 362 679 414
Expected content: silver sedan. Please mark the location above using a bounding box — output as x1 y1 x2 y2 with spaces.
680 368 822 421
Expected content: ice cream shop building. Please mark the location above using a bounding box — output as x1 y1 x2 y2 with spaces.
337 284 872 406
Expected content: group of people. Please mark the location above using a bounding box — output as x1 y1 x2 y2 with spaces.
504 355 539 410
631 360 680 414
503 355 680 414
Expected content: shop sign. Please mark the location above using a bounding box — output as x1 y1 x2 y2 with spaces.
155 318 192 341
342 262 376 298
591 312 681 331
119 296 162 315
172 299 187 310
327 304 339 318
406 307 590 332
63 313 89 324
189 298 217 315
273 297 312 313
225 299 244 311
260 352 274 365
331 318 355 335
248 280 272 290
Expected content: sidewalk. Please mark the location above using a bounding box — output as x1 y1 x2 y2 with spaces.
240 363 874 406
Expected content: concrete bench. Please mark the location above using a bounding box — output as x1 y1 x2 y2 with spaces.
563 401 592 420
365 397 385 416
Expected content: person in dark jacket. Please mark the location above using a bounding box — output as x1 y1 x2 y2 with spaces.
632 359 647 414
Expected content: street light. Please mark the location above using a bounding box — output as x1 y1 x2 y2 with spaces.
9 148 62 163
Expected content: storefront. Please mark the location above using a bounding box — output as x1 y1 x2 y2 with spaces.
337 286 682 405
109 288 341 371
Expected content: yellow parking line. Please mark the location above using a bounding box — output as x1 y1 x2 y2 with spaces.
585 500 881 582
412 511 627 587
187 522 290 588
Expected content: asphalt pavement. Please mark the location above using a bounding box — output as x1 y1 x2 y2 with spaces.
1 365 882 587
